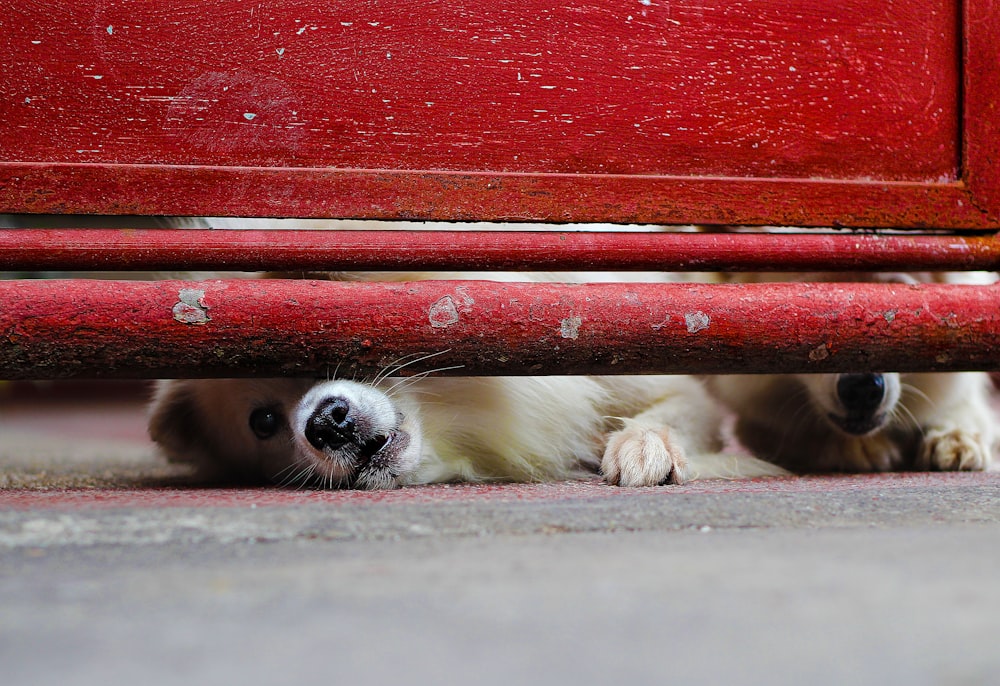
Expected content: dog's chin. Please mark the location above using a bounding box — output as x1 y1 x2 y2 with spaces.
827 413 888 437
298 430 413 490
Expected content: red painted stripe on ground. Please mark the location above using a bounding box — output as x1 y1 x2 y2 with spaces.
0 473 997 511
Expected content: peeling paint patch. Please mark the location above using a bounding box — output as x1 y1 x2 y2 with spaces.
429 288 474 328
429 296 460 328
243 112 257 120
684 311 710 333
173 289 210 325
560 316 582 339
883 309 897 323
809 344 830 361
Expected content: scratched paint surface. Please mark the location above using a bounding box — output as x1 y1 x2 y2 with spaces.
2 0 958 181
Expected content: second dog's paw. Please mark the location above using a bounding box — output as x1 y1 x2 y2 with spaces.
602 422 688 486
834 433 905 473
918 428 991 471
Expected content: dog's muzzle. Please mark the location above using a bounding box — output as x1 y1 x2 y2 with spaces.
305 397 358 451
830 373 887 435
304 396 393 460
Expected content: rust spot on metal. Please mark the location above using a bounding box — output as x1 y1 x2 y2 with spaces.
172 288 210 325
809 343 830 361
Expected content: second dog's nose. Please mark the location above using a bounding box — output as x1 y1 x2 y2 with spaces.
836 373 886 416
305 397 355 450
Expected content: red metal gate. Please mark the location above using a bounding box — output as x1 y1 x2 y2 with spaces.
1 1 998 379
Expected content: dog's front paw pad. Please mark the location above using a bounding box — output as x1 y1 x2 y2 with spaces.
602 424 687 486
920 429 990 471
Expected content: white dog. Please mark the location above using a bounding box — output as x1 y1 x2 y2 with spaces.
149 270 783 489
708 370 996 473
149 373 778 489
706 270 998 473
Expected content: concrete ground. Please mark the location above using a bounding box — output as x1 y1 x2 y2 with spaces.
1 382 999 686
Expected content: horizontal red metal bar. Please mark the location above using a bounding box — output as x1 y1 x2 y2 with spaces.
2 164 996 228
1 279 997 379
2 229 999 272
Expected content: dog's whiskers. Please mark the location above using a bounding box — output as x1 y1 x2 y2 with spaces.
386 387 444 400
891 401 924 436
277 466 305 490
372 350 454 387
271 461 301 484
328 358 346 382
900 382 935 411
271 437 305 486
384 364 465 398
277 460 318 490
298 464 319 491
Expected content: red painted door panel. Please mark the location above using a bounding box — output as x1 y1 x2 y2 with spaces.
0 1 996 226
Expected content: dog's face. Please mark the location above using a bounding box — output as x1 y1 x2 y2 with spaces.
713 371 918 473
796 372 902 436
149 378 423 489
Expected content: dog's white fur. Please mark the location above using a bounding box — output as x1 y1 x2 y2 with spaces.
708 371 996 472
150 373 784 489
706 269 998 473
149 269 784 489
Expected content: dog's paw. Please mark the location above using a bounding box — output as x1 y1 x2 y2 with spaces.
602 422 688 486
834 433 905 472
918 428 991 471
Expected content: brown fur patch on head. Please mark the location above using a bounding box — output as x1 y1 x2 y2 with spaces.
147 380 214 467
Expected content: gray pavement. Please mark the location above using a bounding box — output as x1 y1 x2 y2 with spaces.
1 385 999 685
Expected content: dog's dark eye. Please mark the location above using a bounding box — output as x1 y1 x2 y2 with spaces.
249 407 283 440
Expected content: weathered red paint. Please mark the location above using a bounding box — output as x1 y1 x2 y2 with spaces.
2 167 995 228
2 228 1000 272
1 279 997 379
1 1 958 177
964 0 1000 218
0 0 996 227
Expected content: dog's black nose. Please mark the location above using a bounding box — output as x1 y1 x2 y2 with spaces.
305 397 355 451
836 373 886 416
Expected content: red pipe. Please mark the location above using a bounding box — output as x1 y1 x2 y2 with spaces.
1 229 998 272
1 279 997 379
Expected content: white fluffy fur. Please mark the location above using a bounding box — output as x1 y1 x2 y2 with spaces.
149 372 787 489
